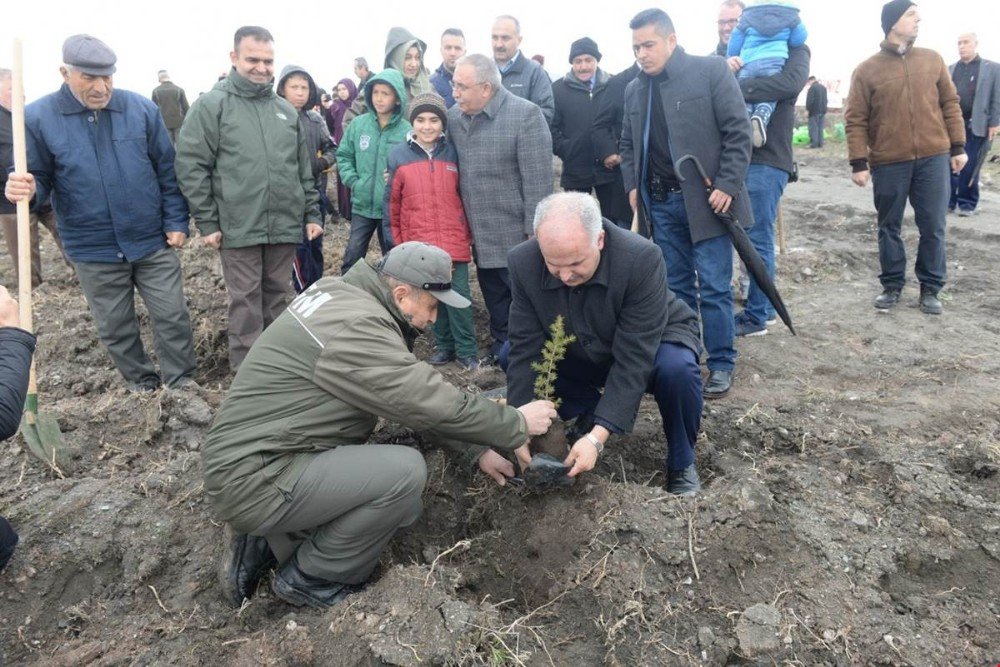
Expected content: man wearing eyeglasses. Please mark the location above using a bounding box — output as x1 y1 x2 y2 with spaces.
447 53 553 366
714 0 745 72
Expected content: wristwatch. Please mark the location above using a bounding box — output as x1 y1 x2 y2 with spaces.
583 432 605 456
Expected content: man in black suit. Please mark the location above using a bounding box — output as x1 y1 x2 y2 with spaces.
502 192 704 495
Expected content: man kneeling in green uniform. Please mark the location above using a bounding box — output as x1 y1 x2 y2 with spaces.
203 241 557 608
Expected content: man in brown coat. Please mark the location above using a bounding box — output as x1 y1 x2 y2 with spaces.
845 0 966 315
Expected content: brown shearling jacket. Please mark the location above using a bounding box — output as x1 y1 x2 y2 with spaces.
845 42 965 171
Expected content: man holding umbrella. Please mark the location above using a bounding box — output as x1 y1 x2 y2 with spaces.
620 8 753 399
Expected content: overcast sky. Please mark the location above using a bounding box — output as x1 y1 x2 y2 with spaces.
2 0 995 107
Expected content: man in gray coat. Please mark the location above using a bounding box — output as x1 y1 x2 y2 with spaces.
491 16 555 125
949 32 1000 216
620 8 753 400
447 54 552 364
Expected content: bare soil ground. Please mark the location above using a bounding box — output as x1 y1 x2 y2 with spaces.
1 142 998 666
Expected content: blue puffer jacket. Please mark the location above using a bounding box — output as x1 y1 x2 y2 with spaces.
24 84 189 263
727 3 808 64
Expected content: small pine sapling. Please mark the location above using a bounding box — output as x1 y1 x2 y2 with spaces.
528 315 576 458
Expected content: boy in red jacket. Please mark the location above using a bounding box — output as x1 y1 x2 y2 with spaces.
385 93 478 370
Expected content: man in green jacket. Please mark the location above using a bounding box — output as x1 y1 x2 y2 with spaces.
175 26 324 370
204 241 557 609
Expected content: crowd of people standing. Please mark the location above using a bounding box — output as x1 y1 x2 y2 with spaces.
2 0 998 609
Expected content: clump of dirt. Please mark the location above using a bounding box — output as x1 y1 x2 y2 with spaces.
2 147 1000 666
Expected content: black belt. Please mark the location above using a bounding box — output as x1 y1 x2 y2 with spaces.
648 173 682 202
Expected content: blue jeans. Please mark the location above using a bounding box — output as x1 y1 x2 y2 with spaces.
743 164 788 325
648 192 736 372
738 57 784 125
341 215 390 274
501 341 703 471
949 121 985 212
871 154 949 291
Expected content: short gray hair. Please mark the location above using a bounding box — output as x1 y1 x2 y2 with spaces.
494 15 522 35
533 192 603 243
455 54 501 89
0 68 11 81
720 0 745 10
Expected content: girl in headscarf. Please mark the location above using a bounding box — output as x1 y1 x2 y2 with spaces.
326 78 358 221
384 27 432 100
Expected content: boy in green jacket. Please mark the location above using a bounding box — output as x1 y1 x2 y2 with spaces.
336 69 410 274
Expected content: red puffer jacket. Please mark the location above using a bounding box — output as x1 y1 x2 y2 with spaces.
384 135 472 262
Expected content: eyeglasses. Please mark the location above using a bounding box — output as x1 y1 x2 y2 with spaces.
717 19 739 27
451 80 485 93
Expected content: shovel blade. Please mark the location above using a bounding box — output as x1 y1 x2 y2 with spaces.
20 412 70 474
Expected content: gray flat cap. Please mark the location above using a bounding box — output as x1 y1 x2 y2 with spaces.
62 34 117 76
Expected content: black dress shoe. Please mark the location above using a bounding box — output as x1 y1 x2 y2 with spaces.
873 288 901 310
666 465 701 496
703 370 732 399
918 287 942 315
271 557 364 608
223 532 277 607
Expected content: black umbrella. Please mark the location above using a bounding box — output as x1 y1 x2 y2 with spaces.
968 137 993 188
675 154 796 335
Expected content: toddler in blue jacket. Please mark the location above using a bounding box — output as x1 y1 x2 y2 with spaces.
727 0 808 147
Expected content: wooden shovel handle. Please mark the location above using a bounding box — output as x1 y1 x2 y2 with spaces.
12 39 38 398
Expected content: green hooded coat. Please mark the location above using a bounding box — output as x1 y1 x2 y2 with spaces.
175 68 320 248
335 69 411 219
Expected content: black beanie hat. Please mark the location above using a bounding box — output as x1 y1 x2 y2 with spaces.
569 37 602 63
881 0 915 36
408 92 448 129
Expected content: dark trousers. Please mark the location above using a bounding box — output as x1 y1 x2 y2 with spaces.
950 121 985 212
75 247 197 390
567 181 632 229
501 341 702 471
219 243 297 370
292 231 324 294
808 114 825 148
253 445 426 584
871 154 949 292
341 215 389 274
0 515 17 571
475 265 511 352
744 164 788 325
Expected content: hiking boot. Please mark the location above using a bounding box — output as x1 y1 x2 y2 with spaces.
919 287 942 315
271 557 363 609
666 465 701 496
751 115 767 148
456 355 480 372
703 370 732 399
873 288 901 310
221 530 277 607
428 350 456 365
734 313 767 337
479 351 500 368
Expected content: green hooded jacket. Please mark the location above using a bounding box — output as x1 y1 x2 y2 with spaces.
336 69 411 219
202 260 527 532
175 68 320 248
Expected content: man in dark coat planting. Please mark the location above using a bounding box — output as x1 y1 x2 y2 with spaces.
503 192 704 496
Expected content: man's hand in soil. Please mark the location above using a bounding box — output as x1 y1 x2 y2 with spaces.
201 231 223 249
851 170 870 187
564 426 608 477
166 232 187 248
4 173 35 204
0 286 21 328
513 442 532 472
517 399 558 436
950 153 969 174
478 449 516 486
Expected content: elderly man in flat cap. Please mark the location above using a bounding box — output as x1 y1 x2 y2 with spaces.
5 34 197 392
